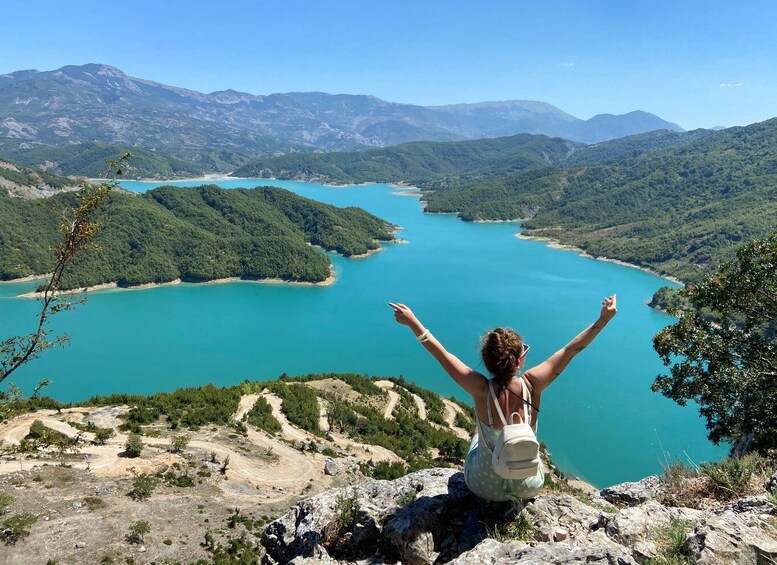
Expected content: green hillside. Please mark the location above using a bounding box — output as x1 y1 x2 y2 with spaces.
427 119 777 281
0 142 207 179
0 159 77 196
563 128 714 166
232 129 709 186
0 184 394 289
232 134 580 184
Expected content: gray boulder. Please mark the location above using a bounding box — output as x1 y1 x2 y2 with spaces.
599 500 672 559
323 458 339 476
448 533 638 564
261 468 477 564
599 476 661 506
684 510 777 564
524 495 601 542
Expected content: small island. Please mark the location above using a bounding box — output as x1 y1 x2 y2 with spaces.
0 181 397 291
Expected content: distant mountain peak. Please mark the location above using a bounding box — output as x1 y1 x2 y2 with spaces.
0 62 688 152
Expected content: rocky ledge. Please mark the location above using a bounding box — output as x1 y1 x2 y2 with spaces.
260 468 777 564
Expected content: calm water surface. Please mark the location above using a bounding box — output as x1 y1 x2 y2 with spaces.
0 179 727 487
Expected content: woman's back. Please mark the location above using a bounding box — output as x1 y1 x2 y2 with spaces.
472 374 539 432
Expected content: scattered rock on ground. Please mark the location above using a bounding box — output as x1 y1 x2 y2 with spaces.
599 475 661 506
324 458 339 476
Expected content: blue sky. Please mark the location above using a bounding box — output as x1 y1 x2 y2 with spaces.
2 0 775 129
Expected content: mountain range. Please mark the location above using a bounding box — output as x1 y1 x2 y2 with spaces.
0 64 683 158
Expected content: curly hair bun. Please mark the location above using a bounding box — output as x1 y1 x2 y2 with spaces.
481 327 524 382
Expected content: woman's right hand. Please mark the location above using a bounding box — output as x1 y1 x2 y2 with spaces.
388 302 419 328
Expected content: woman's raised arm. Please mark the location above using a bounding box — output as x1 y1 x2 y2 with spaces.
524 294 617 392
389 302 486 396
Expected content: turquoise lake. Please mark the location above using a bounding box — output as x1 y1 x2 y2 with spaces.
0 178 728 487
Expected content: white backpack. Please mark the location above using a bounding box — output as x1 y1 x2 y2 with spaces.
479 377 541 480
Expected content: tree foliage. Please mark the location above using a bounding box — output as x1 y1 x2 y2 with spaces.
653 232 777 454
0 183 110 388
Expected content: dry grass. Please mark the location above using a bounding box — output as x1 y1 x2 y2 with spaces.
660 454 775 508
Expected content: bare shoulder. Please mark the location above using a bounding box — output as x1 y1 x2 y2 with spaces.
467 369 490 397
521 369 542 390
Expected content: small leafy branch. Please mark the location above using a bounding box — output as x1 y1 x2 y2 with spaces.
0 155 129 404
127 520 150 544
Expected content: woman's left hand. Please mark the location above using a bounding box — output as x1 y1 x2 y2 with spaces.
388 302 419 328
599 294 617 323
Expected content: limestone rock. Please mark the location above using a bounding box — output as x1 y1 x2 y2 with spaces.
599 500 672 559
448 534 638 564
324 458 339 476
446 538 529 564
684 510 777 564
524 495 600 542
259 466 776 565
262 468 474 564
726 494 776 515
599 476 661 506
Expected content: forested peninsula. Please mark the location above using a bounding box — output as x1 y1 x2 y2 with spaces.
233 120 777 284
0 182 395 290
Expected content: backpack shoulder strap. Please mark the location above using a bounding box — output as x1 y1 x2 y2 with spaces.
488 380 508 426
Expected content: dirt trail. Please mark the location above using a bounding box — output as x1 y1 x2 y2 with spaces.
262 393 310 444
442 399 473 440
0 406 323 503
374 380 400 420
0 392 403 500
261 392 401 464
411 393 427 420
233 393 260 421
317 397 330 432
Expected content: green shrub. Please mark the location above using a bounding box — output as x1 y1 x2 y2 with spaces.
127 520 150 544
168 434 190 453
1 513 37 544
700 454 763 499
396 489 416 507
94 428 114 445
26 420 72 448
0 492 13 514
83 496 105 511
359 460 407 480
333 490 360 536
646 518 695 565
128 474 157 501
486 509 534 542
454 410 473 431
124 433 144 458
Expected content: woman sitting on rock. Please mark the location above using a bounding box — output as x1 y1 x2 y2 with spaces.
388 295 616 502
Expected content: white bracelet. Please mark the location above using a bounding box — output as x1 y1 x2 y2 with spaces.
416 329 431 343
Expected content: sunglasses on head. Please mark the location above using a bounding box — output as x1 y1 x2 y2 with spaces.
520 343 531 358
